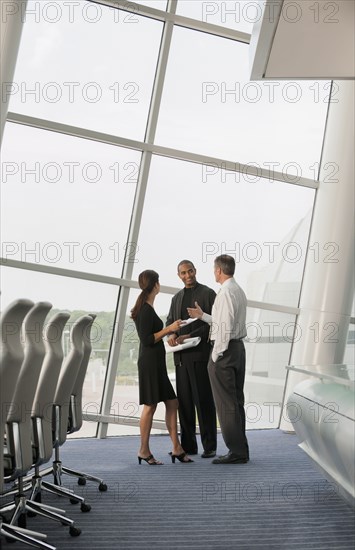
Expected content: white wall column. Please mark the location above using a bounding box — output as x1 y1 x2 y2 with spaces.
281 81 355 429
0 0 27 146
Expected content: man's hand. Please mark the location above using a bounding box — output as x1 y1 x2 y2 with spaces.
187 301 203 319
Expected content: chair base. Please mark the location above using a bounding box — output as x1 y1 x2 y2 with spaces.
10 494 81 535
1 521 56 550
30 472 92 514
61 465 108 492
2 476 82 541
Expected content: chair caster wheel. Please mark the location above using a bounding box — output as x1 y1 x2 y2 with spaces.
69 525 82 537
70 498 79 505
78 477 86 486
99 482 108 492
80 502 91 513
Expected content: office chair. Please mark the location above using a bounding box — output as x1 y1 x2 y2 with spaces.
64 314 107 492
37 315 94 512
3 301 84 539
0 299 56 549
26 311 83 535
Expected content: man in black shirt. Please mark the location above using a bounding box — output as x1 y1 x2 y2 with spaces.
166 260 217 457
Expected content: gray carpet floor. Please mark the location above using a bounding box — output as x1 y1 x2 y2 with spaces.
1 429 354 549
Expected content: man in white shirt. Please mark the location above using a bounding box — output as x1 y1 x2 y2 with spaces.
187 254 249 464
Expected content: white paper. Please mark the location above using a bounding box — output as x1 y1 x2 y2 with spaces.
165 336 201 353
180 317 198 326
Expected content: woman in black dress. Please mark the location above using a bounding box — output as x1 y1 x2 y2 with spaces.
131 270 193 465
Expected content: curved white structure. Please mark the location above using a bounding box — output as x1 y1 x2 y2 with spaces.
287 366 354 507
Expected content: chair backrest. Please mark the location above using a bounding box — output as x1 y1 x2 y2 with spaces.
53 314 93 446
6 301 52 476
0 298 35 414
31 311 71 465
68 314 96 434
0 299 34 491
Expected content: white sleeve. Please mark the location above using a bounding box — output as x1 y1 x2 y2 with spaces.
212 291 234 361
201 312 212 324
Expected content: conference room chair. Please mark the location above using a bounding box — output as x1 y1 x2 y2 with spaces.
64 314 107 492
1 299 57 549
27 310 82 536
37 315 95 513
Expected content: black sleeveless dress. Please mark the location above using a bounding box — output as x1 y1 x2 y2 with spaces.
135 303 176 405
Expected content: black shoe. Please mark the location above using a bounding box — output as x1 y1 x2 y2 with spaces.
168 450 197 456
171 452 194 464
212 452 248 464
201 450 216 458
138 454 163 465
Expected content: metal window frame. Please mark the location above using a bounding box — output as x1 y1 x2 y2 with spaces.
6 113 319 189
92 0 251 43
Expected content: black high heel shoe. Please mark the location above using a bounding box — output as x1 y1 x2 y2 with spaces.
171 452 194 464
138 454 163 465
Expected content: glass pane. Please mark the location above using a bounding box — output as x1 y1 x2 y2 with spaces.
108 288 293 431
176 0 256 34
156 26 328 178
0 266 120 437
244 308 295 429
1 123 140 277
344 324 355 380
109 288 176 427
132 155 315 308
9 0 163 140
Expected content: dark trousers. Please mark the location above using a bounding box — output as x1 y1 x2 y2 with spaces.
208 341 249 458
176 358 217 453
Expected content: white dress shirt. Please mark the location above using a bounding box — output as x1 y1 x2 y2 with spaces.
201 277 247 363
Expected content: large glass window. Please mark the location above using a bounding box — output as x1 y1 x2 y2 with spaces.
156 26 328 178
1 123 140 277
8 0 163 140
244 308 296 428
132 155 315 308
1 0 336 436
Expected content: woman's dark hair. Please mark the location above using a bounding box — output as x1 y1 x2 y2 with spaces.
130 270 159 320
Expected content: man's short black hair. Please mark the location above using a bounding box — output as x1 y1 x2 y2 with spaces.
177 259 195 272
